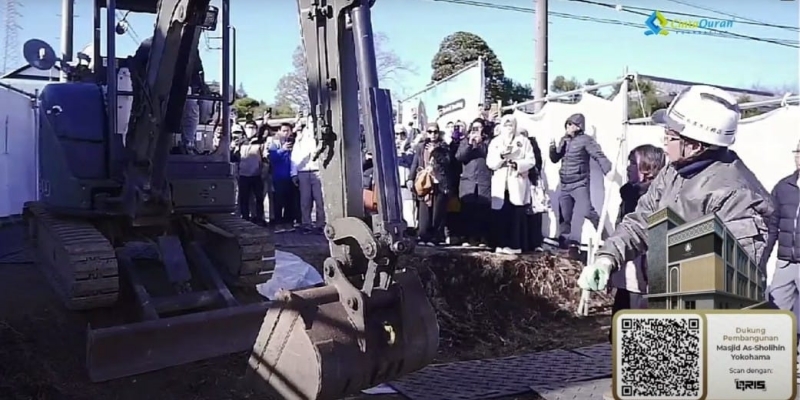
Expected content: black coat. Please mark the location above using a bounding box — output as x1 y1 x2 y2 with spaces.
766 172 800 263
548 114 611 190
527 137 543 185
454 139 491 201
409 140 453 194
617 182 649 225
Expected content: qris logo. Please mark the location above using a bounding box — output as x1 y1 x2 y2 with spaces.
735 380 766 391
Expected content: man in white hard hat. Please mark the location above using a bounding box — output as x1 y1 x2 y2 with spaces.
576 85 774 399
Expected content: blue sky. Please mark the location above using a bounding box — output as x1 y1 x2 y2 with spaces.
3 0 799 102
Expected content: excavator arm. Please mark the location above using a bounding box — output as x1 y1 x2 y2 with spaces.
121 0 211 222
246 1 439 399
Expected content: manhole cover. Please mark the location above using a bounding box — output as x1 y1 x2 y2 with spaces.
390 350 611 400
531 378 612 400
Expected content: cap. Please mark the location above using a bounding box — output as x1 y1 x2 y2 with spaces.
426 122 440 131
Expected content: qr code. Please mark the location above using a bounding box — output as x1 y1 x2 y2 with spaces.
616 315 703 399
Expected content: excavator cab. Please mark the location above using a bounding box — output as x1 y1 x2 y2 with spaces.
28 0 234 217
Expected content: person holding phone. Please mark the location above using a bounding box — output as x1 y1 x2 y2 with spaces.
486 115 537 254
269 122 298 232
455 118 492 247
408 123 453 246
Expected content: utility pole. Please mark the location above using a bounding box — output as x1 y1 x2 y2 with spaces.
2 0 22 74
60 0 74 81
533 0 548 113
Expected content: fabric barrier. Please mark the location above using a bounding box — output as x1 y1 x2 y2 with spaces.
514 93 628 244
0 87 37 218
514 97 800 269
734 106 800 285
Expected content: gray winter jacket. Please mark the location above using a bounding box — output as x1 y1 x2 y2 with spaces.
549 113 612 190
763 172 800 263
597 149 773 270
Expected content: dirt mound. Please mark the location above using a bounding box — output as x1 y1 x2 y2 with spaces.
401 249 613 361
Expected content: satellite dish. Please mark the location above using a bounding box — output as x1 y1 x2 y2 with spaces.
23 39 57 71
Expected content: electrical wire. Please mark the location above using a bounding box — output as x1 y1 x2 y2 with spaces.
664 0 798 32
116 10 141 45
566 0 799 48
428 0 799 48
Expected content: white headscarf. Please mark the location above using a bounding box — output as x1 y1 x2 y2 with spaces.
499 114 518 137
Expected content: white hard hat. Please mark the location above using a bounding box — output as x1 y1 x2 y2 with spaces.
651 85 740 147
394 123 406 133
232 124 244 133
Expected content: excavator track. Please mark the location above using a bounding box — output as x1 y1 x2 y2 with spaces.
23 202 119 310
199 213 275 286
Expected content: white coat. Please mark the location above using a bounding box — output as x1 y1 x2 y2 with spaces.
486 132 536 210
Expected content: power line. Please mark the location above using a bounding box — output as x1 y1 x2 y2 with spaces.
3 0 22 73
429 0 799 47
116 10 141 45
567 0 799 48
664 0 798 32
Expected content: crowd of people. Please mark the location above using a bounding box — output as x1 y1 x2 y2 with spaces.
226 106 627 258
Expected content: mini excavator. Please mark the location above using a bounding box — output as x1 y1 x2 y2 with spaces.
21 0 438 398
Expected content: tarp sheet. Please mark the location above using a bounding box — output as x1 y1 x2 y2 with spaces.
514 93 629 244
0 86 37 218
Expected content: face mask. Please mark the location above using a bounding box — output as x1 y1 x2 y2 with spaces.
245 128 257 137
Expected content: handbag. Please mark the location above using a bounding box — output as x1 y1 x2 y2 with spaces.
530 181 550 214
414 158 436 198
446 196 461 212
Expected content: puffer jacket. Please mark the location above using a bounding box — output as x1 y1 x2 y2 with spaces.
764 172 800 263
234 136 268 177
597 149 774 270
549 113 612 190
455 139 491 201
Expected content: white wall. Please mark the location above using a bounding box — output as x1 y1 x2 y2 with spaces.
514 93 628 244
0 87 37 218
515 97 800 272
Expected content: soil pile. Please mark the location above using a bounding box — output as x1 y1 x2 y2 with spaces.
402 249 613 360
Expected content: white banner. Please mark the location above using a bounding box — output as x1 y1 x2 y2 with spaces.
399 59 485 129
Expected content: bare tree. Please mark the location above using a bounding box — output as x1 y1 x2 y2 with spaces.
750 83 799 95
274 33 416 111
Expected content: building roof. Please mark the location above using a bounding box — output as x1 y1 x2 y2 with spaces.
1 64 61 82
633 74 777 104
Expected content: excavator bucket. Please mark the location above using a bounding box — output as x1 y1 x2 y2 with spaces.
86 302 268 382
246 268 439 400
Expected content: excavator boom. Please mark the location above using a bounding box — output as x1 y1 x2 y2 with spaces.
245 1 439 399
122 0 212 222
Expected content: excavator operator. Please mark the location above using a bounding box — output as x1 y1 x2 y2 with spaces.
131 35 208 154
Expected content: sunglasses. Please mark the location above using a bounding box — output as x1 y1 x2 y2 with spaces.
471 127 481 131
427 130 438 133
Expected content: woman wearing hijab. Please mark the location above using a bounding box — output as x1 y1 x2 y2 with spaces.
486 115 537 254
